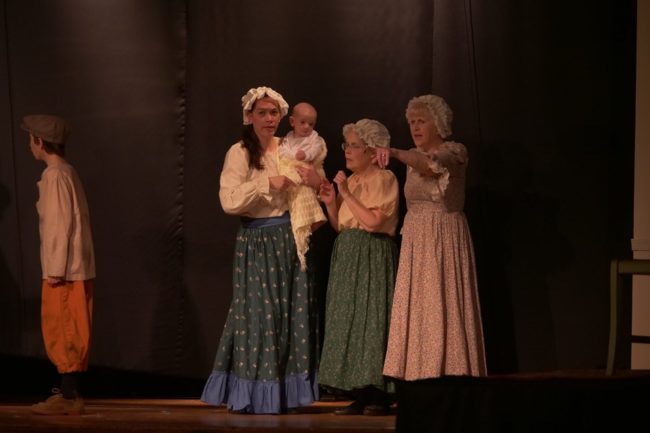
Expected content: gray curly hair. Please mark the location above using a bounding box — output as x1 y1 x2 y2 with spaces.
406 94 453 139
342 118 390 149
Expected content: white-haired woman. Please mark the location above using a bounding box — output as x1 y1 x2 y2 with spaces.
377 95 487 380
201 86 320 414
318 119 399 416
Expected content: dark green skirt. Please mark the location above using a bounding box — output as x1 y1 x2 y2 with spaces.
201 220 320 413
318 228 397 392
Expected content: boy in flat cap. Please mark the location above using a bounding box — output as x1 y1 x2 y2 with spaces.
22 114 95 415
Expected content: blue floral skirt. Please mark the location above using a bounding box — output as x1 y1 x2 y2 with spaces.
201 218 320 413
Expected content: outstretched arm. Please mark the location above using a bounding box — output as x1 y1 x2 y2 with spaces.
375 147 437 176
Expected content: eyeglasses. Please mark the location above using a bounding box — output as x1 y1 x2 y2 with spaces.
341 142 367 151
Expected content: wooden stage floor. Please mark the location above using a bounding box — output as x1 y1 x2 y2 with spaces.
0 399 395 433
2 364 649 433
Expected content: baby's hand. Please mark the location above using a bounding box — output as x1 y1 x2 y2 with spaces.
295 149 306 161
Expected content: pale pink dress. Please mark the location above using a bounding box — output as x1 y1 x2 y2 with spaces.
383 142 487 380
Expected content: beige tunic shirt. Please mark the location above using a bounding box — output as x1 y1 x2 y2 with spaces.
36 162 96 280
337 168 399 237
219 139 289 218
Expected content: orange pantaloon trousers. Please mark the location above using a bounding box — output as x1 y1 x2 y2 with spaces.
41 279 93 373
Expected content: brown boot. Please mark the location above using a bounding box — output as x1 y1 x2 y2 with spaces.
363 403 390 416
31 390 84 415
333 400 365 415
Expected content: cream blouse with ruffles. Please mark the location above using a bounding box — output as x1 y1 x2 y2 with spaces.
219 139 289 218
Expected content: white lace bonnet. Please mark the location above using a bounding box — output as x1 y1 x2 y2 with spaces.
241 86 289 125
342 118 390 149
406 94 453 139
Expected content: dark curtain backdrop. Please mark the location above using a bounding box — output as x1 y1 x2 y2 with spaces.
0 0 635 378
442 0 635 371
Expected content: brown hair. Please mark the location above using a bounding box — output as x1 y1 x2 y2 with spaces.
34 136 65 157
241 124 263 170
241 98 278 170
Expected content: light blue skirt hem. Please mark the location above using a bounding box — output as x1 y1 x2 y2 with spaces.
201 370 319 414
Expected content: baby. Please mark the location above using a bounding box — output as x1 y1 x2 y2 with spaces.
279 102 328 270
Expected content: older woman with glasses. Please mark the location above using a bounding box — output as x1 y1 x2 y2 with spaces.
317 119 399 416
